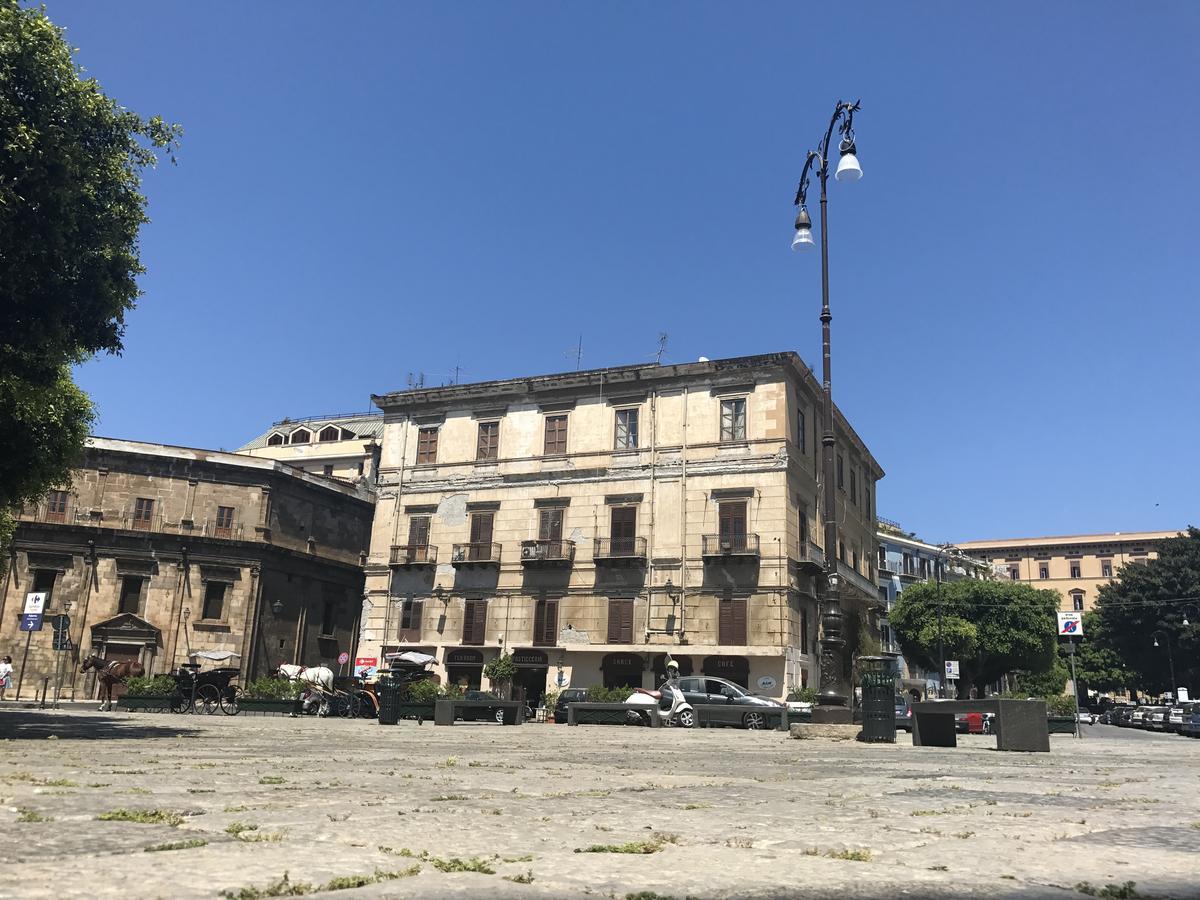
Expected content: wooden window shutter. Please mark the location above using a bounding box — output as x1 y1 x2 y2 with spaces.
718 598 733 645
732 598 747 645
607 599 633 644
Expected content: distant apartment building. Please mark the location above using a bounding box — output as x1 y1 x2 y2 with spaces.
2 438 373 700
237 413 383 492
875 522 991 695
955 531 1180 612
357 352 884 707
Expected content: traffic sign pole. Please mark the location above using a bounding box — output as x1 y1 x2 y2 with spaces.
1066 641 1081 739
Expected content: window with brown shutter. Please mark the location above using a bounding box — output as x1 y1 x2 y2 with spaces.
406 515 432 561
398 598 424 641
718 501 747 552
416 427 439 464
462 600 487 645
533 599 559 646
468 512 494 560
718 596 747 646
543 415 567 456
538 508 563 542
610 507 637 556
215 506 235 538
46 490 69 523
607 599 634 644
477 421 499 460
133 497 155 530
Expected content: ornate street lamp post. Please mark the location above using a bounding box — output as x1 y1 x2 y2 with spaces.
793 100 861 723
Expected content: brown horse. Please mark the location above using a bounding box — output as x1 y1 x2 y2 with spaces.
81 655 144 711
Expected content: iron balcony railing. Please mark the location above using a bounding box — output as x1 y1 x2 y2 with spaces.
878 557 898 575
701 533 761 557
390 544 438 566
593 536 648 560
520 539 576 564
451 542 502 564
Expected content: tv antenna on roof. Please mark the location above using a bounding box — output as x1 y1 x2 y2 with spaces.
406 372 425 389
565 335 583 371
655 333 668 364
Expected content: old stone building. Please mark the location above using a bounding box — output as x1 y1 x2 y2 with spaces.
237 413 383 491
358 352 884 707
1 438 373 701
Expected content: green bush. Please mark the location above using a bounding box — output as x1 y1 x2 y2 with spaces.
1044 694 1078 717
242 677 301 700
543 689 561 711
586 685 634 703
124 675 176 696
400 679 463 703
483 652 516 686
787 687 818 703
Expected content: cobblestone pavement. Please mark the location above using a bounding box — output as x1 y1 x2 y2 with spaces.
1 708 1198 899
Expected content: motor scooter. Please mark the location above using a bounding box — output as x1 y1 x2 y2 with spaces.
625 680 695 727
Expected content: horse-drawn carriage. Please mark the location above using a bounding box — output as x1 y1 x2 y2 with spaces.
169 650 241 715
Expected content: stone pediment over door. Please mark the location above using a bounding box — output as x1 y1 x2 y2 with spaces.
91 613 162 648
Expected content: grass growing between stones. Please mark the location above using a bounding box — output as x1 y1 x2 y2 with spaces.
1074 883 1145 899
145 838 207 852
826 848 872 862
575 835 676 855
16 807 51 823
430 856 496 874
218 867 421 899
259 776 286 785
504 871 534 884
97 808 183 826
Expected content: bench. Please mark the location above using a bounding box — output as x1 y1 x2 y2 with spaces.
911 699 1049 752
567 702 661 727
433 699 524 726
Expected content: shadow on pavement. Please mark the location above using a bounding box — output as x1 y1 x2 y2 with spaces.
0 709 200 741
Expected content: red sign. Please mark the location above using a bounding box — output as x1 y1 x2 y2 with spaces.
337 651 350 665
355 657 378 666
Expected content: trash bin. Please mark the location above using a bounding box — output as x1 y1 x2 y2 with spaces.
377 679 402 726
858 655 896 743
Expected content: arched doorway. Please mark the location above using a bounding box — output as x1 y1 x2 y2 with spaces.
651 653 693 686
445 648 484 690
702 655 749 688
89 613 161 699
601 653 645 689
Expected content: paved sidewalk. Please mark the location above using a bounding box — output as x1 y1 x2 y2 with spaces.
1 708 1198 899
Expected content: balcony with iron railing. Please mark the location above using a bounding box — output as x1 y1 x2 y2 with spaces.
593 536 647 561
451 542 502 565
15 504 244 541
701 533 761 558
390 544 438 566
520 539 575 565
795 541 826 569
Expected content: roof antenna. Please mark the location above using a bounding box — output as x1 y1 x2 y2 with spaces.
565 335 583 371
406 372 425 389
655 333 668 364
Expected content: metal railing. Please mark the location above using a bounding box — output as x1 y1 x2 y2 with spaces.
451 542 502 564
390 544 438 566
701 533 761 556
520 539 576 563
593 536 647 559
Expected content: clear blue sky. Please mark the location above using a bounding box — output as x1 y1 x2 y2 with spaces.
52 2 1198 543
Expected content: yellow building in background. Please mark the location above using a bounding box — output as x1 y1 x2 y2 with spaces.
956 531 1180 611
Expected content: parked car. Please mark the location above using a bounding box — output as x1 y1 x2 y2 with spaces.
1114 707 1137 727
1076 709 1097 726
677 676 784 729
894 696 913 732
1181 708 1200 738
1166 702 1195 733
1144 706 1169 731
553 688 589 724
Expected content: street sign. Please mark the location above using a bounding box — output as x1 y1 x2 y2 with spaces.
51 614 70 631
52 635 74 652
1057 611 1084 637
945 660 960 679
337 651 350 666
19 614 43 632
353 656 377 678
23 592 47 616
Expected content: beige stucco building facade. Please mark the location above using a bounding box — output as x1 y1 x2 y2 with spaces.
956 531 1180 612
2 438 372 701
357 352 884 707
237 414 383 491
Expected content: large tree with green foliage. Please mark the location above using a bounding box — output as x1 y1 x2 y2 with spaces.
890 579 1059 698
1089 528 1200 696
0 2 179 561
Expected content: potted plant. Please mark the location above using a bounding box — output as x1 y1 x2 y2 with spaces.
483 652 516 699
117 675 175 711
395 678 441 720
239 677 302 715
1044 693 1078 733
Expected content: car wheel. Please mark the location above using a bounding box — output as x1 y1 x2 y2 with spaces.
676 707 696 728
743 711 766 730
495 708 505 724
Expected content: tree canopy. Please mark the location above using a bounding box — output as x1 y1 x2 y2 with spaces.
1089 528 1200 696
0 2 179 519
889 579 1059 697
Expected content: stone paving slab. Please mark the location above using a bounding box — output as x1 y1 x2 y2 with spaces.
0 708 1198 899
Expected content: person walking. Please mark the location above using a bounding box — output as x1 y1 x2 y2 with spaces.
0 656 14 701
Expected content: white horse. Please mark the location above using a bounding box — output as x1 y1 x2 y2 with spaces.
275 663 335 716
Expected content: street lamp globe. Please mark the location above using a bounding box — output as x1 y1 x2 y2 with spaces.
835 141 862 181
791 207 815 251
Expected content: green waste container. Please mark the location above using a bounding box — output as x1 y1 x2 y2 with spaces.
377 680 402 726
859 655 896 743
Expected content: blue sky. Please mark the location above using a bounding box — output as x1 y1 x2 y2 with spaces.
52 2 1198 542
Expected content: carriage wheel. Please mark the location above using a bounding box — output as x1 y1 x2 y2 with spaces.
170 692 191 714
337 693 358 719
220 686 241 716
356 691 377 719
196 684 221 715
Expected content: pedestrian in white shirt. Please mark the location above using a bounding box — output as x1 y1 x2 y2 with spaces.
0 656 14 701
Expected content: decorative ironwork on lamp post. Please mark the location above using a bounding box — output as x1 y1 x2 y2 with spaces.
792 100 862 724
